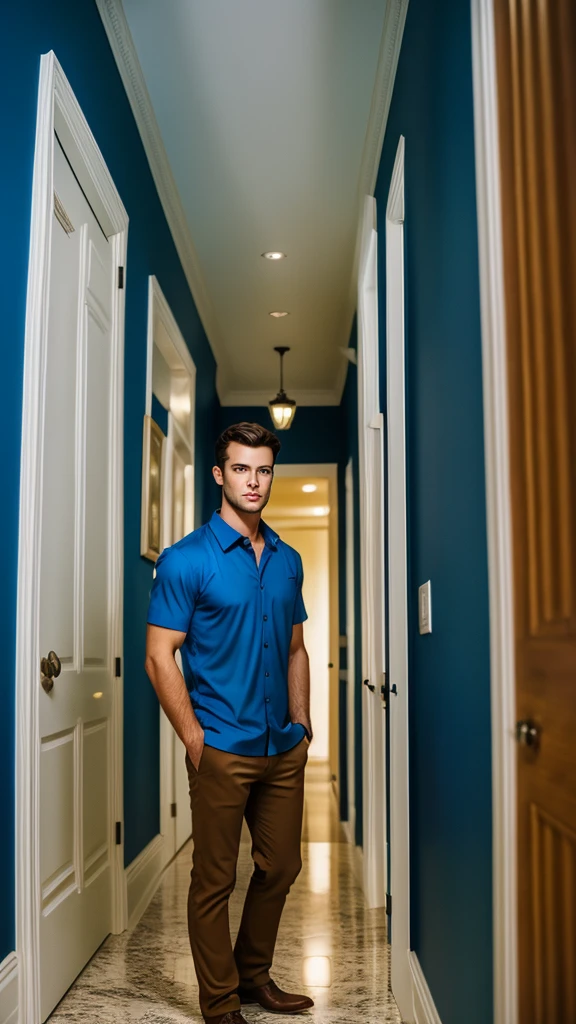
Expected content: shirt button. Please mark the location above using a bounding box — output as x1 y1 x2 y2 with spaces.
265 697 270 703
260 583 265 590
264 642 269 648
263 615 268 621
265 671 270 677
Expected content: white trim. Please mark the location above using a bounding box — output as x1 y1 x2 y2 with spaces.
408 952 443 1024
145 275 196 860
16 52 128 1023
220 388 341 408
385 135 411 1021
357 0 410 200
146 276 197 425
125 835 167 930
0 954 18 1024
345 457 356 843
94 0 226 390
471 5 518 1024
357 197 387 910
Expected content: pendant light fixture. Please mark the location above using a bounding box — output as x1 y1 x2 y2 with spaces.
268 346 296 430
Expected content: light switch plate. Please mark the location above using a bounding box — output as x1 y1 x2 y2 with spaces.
419 580 432 635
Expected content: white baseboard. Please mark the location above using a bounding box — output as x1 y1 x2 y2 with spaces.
125 834 166 930
0 953 18 1024
409 952 443 1024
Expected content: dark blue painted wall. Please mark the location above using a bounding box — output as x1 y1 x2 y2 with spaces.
217 406 344 468
1 0 218 956
374 0 492 1020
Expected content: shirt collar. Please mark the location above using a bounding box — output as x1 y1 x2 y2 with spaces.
209 510 279 552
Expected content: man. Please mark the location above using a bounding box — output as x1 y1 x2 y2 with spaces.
145 422 314 1024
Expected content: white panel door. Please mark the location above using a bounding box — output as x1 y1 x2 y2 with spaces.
357 208 387 909
38 137 116 1021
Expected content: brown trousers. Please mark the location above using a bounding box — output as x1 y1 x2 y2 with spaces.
186 737 308 1019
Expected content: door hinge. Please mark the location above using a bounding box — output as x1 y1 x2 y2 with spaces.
170 803 177 818
115 821 122 845
386 892 392 917
115 656 122 677
118 265 124 289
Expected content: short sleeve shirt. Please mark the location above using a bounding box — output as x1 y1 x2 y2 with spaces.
147 510 308 756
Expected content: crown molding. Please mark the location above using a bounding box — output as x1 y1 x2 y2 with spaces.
342 0 409 353
220 387 342 408
357 0 410 200
95 0 225 385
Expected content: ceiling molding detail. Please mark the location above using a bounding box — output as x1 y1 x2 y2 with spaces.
357 0 410 200
95 0 226 389
220 388 342 409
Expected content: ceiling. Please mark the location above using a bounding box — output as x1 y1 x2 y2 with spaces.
114 1 390 405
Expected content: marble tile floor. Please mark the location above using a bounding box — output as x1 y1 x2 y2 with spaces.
48 762 402 1024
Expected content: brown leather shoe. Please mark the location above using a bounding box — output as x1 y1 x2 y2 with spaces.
238 979 314 1014
204 1012 250 1024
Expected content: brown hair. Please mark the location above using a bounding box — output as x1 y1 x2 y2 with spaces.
215 422 281 470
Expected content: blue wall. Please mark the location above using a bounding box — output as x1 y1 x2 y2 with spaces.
1 0 218 956
374 0 493 1020
217 406 345 468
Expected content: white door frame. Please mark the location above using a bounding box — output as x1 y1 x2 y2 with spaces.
385 136 412 1019
357 196 387 909
471 5 518 1023
345 457 356 840
145 275 197 865
271 463 339 777
16 51 128 1022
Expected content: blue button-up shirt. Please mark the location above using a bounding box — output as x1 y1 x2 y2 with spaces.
147 510 308 756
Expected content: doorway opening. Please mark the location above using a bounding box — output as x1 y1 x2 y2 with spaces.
265 465 339 792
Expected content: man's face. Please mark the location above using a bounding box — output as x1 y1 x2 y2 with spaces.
213 442 275 515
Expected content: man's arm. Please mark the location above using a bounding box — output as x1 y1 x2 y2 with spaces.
145 624 204 769
288 622 312 740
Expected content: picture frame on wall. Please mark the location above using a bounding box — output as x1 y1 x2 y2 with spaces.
141 414 165 561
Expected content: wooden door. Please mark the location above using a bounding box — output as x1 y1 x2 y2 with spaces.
495 2 576 1020
38 137 117 1020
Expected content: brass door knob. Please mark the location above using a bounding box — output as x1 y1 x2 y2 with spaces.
40 651 62 694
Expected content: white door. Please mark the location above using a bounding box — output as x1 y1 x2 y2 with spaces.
38 136 118 1020
386 136 412 1020
357 201 387 909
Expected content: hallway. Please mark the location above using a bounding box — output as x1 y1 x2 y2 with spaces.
47 763 401 1024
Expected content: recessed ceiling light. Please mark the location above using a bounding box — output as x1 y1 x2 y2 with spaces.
313 506 330 516
302 484 317 493
262 251 287 260
269 311 290 318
